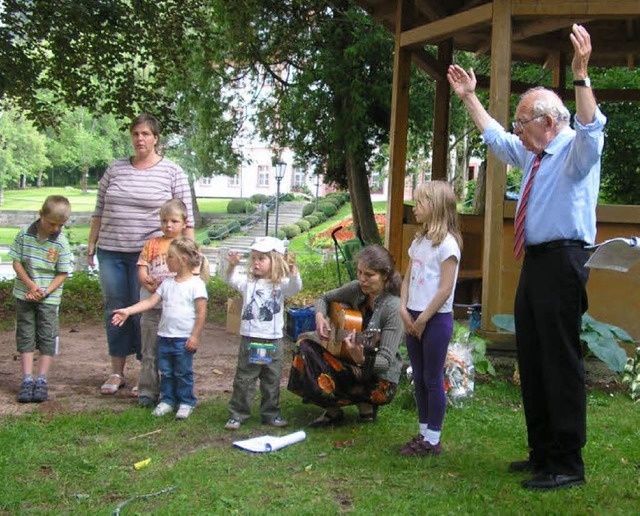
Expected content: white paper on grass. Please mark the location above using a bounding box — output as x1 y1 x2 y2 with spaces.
232 430 306 453
585 236 640 272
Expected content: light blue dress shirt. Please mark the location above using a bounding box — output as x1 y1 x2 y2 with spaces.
483 107 607 246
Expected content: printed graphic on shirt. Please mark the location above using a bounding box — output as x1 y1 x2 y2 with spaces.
242 287 283 322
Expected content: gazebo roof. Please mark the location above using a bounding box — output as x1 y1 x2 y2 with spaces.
354 1 640 70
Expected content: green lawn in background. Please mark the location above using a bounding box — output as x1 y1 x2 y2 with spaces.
0 189 235 247
0 187 98 211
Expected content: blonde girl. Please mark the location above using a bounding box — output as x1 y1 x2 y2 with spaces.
113 238 208 420
223 236 302 430
399 181 462 457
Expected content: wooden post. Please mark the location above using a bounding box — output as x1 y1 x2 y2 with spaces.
431 40 453 181
385 0 411 268
481 0 512 332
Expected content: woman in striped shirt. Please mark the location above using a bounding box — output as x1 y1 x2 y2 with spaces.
87 114 194 396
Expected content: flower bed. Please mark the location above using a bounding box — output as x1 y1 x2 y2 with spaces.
311 214 386 249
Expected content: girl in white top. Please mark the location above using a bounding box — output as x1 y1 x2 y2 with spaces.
223 236 302 430
399 181 462 457
112 238 207 420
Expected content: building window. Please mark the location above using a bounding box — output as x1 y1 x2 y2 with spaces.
228 174 239 187
293 168 306 188
370 171 383 193
258 165 269 187
201 176 211 185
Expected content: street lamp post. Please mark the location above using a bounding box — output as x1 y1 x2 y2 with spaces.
274 161 286 237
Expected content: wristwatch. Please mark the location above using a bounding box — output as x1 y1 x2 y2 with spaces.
573 77 591 88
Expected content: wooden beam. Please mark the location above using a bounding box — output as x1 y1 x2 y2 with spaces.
386 0 412 268
413 0 447 21
481 0 512 333
410 48 447 81
400 3 493 48
513 0 640 16
431 40 453 181
512 17 592 41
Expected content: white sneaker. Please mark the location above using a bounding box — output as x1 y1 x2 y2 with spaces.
175 404 194 420
152 402 174 417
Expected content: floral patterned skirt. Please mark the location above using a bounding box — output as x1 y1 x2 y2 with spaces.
287 339 397 409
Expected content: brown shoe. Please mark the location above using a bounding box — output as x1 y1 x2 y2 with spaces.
400 436 442 457
399 435 424 455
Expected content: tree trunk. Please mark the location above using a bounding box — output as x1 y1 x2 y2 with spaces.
189 181 202 228
346 151 380 245
472 159 487 215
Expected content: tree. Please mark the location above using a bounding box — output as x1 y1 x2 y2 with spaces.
0 0 202 132
1 0 439 241
46 108 129 189
0 105 50 201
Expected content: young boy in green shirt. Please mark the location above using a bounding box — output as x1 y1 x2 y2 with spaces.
9 195 73 403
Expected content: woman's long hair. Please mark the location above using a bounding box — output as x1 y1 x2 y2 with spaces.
354 244 402 296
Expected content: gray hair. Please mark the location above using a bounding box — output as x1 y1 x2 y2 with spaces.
521 87 571 128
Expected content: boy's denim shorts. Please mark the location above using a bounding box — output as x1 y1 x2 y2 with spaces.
15 299 59 356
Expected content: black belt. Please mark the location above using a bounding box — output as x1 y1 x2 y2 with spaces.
525 239 585 256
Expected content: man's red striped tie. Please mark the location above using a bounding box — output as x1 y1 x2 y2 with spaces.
513 153 544 259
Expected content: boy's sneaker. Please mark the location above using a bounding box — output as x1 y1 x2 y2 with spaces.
32 379 48 403
175 404 194 420
17 380 34 403
152 402 174 417
266 416 289 428
224 418 241 430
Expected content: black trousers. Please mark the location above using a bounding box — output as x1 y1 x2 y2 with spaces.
514 245 589 476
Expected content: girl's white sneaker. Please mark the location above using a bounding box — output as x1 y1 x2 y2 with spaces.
152 402 174 417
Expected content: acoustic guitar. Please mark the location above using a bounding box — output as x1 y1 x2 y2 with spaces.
321 302 379 363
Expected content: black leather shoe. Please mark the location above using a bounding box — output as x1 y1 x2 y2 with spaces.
522 473 585 491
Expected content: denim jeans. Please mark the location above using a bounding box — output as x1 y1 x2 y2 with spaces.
157 336 196 407
97 249 141 358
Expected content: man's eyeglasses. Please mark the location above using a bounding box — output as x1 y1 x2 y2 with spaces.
512 114 544 132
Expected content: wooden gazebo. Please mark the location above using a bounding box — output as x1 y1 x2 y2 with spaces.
353 0 640 340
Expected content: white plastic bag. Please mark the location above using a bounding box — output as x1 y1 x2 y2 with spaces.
444 342 475 407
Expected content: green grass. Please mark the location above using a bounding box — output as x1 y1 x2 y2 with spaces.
0 187 98 211
1 382 638 514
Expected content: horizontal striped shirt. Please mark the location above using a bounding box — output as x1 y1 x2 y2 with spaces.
9 221 73 305
93 157 194 253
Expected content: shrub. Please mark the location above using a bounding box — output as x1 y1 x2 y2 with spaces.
323 196 342 208
304 215 320 227
295 219 310 232
302 203 316 217
281 224 301 239
250 193 269 205
227 199 255 214
318 202 337 217
280 193 295 202
312 210 327 223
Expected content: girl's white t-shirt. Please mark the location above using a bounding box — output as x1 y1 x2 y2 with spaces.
156 276 208 338
407 233 461 313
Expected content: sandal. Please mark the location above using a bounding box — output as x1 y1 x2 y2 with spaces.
100 374 125 395
309 409 345 428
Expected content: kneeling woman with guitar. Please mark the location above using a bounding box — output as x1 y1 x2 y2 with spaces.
287 245 404 426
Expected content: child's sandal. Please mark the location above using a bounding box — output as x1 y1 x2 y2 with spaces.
100 374 125 395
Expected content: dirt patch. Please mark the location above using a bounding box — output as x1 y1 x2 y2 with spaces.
0 322 294 416
0 323 624 416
